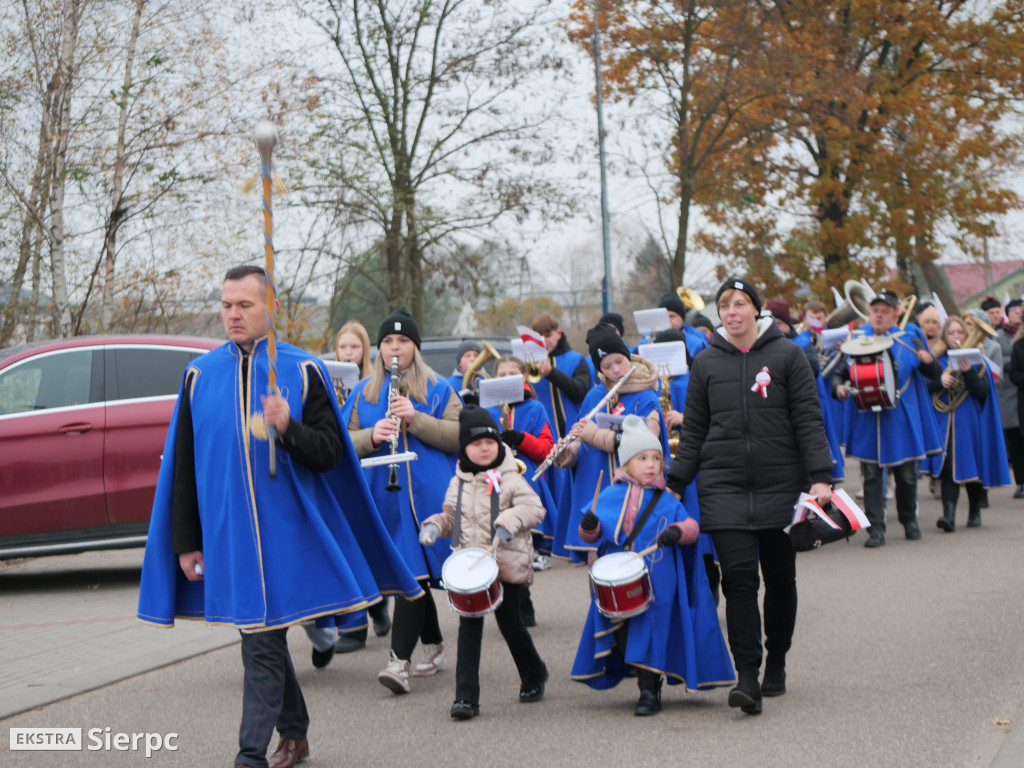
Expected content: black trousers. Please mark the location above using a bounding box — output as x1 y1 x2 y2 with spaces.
1006 428 1024 485
390 579 443 661
863 460 918 533
940 458 983 510
710 529 796 675
238 628 308 768
455 582 546 706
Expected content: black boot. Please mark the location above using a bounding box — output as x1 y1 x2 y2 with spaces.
1014 485 1024 499
761 655 786 697
728 670 763 715
937 501 956 532
967 502 981 528
634 670 662 716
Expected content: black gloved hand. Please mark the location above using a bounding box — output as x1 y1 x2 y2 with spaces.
581 510 599 532
459 390 479 406
657 526 682 547
501 429 524 447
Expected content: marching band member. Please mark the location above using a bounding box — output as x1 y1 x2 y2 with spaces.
554 326 667 559
915 302 944 355
137 266 422 768
336 321 373 377
923 316 1009 531
571 415 734 715
447 340 482 403
667 276 833 716
419 406 548 719
530 312 591 439
995 299 1024 498
346 308 461 694
834 290 943 548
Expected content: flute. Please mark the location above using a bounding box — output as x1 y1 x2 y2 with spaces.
531 366 637 481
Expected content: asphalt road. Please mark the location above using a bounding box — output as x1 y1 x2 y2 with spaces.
3 474 1024 767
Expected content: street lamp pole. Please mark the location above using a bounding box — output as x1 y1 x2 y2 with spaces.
593 0 613 314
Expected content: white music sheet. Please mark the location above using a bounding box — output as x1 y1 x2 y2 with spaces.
594 412 627 430
510 338 546 364
478 375 525 408
636 341 688 376
633 307 672 334
947 348 983 366
324 360 361 390
819 327 850 349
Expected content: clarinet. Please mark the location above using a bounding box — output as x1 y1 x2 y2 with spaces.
385 356 402 492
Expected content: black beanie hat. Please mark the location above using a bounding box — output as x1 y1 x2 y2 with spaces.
715 277 762 314
980 296 1000 312
458 405 506 471
588 325 632 371
653 328 687 344
377 307 421 349
689 313 714 331
459 405 501 451
599 312 625 335
658 293 688 319
454 340 482 364
1007 298 1023 312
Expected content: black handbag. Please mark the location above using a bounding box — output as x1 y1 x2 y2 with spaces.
789 501 857 551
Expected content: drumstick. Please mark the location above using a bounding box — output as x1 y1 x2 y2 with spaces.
891 336 919 355
590 470 604 510
470 542 497 569
629 542 660 561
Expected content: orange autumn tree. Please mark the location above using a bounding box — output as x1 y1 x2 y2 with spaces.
563 0 781 288
723 0 1024 300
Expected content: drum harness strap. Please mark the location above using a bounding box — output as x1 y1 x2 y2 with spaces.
621 489 664 551
451 478 501 549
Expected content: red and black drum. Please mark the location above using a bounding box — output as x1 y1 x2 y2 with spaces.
841 335 897 412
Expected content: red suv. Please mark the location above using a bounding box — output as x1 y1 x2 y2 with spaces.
0 335 221 560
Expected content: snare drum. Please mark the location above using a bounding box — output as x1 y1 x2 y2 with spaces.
441 548 503 617
589 551 652 620
848 351 897 411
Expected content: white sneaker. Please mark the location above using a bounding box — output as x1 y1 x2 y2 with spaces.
377 652 411 694
532 554 551 571
412 642 445 676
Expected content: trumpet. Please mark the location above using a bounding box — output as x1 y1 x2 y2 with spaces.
385 356 402 492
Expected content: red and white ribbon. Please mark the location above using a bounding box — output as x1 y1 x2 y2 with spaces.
611 401 625 415
751 366 772 398
485 468 502 494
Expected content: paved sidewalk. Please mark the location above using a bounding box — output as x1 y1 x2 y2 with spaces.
0 549 237 719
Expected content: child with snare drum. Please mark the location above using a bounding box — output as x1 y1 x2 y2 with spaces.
419 406 549 720
571 415 734 715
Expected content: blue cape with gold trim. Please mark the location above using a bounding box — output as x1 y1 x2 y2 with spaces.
137 340 423 630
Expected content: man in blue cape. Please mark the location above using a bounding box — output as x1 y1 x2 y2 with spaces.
137 265 422 768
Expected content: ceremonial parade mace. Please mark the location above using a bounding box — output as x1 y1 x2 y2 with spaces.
254 121 280 478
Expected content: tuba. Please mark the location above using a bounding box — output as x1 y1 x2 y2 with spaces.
826 279 875 328
676 285 705 313
462 341 501 394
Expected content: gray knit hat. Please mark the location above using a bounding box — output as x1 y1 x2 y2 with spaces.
617 414 662 468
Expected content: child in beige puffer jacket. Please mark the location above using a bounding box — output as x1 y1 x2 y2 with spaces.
420 406 548 721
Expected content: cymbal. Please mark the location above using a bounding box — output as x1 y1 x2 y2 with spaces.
840 334 894 356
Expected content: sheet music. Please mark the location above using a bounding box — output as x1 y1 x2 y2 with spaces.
633 308 672 335
636 341 688 376
324 360 361 390
594 412 627 430
948 348 984 366
478 375 525 408
818 327 850 349
510 338 546 364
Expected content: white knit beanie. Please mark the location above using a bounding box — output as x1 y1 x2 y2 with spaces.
617 414 662 468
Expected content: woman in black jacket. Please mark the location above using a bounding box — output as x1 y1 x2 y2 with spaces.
667 277 833 715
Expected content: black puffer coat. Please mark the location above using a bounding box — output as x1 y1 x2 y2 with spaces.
667 319 833 531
